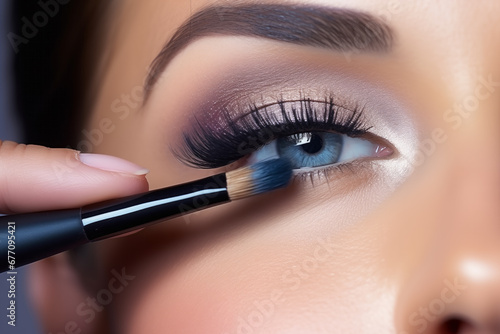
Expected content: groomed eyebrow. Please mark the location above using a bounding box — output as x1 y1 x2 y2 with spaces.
144 4 394 100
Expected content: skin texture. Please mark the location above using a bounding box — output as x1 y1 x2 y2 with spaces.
31 1 500 333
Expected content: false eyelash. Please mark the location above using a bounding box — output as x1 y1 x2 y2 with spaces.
174 97 371 169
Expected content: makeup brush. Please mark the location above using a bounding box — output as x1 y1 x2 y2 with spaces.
0 158 292 272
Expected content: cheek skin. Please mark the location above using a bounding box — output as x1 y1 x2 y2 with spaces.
126 248 389 334
124 201 396 334
111 169 400 334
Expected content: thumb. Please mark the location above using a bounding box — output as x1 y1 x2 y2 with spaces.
0 141 149 214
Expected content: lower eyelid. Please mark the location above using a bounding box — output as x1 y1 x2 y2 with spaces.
291 160 371 186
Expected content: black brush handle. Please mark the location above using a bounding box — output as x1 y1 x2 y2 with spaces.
0 209 87 272
81 174 229 241
0 174 229 272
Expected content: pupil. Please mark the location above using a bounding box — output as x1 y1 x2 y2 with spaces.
299 133 323 154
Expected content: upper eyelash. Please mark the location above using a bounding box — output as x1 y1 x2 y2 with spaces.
174 97 371 169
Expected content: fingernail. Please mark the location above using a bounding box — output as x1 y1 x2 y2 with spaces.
79 153 149 175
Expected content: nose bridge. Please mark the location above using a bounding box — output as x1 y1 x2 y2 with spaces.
394 84 500 333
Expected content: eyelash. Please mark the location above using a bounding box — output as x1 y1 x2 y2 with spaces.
175 97 372 170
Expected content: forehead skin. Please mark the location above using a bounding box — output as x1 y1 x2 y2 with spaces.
73 1 500 333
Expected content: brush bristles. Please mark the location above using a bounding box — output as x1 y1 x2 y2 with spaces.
226 159 293 201
226 166 255 200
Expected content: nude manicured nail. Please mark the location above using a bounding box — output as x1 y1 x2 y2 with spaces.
79 153 149 175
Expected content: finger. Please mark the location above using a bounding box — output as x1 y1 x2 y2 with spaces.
0 141 149 213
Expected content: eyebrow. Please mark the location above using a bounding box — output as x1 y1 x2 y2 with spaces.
144 4 394 100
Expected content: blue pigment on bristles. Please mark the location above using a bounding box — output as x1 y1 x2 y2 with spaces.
251 158 293 195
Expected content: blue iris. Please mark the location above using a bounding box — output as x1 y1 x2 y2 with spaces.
277 132 343 169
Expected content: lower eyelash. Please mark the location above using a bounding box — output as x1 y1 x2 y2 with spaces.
174 97 371 169
293 160 352 178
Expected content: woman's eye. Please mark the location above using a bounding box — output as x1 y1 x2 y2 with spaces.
248 132 385 170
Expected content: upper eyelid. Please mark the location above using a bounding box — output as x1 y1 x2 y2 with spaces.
174 98 371 168
233 98 361 123
239 99 370 135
